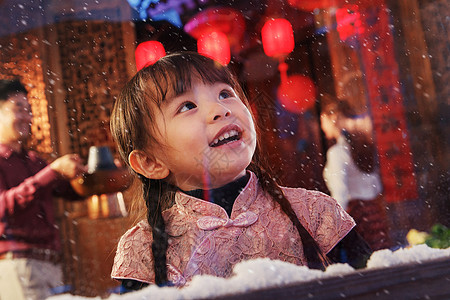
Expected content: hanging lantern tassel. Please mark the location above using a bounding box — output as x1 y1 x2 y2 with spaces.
277 73 317 114
278 62 289 85
135 41 166 71
197 31 231 66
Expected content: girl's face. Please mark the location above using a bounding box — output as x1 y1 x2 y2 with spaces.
150 79 257 191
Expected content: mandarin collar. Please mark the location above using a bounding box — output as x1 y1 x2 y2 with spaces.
172 171 259 219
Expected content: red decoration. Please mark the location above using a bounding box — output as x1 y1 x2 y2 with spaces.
357 4 418 202
197 31 231 66
135 41 166 71
261 18 295 58
287 0 383 11
184 7 245 54
277 73 316 114
287 0 334 11
336 5 365 40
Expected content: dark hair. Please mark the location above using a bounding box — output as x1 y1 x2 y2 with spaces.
111 52 329 286
321 98 376 173
0 79 27 102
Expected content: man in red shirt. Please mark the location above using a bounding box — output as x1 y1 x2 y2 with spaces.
0 79 87 299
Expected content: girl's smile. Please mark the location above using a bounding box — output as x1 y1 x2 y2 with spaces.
209 124 242 148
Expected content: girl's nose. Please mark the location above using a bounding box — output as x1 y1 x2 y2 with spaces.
209 102 231 122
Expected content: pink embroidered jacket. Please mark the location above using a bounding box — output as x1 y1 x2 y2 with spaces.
111 172 355 286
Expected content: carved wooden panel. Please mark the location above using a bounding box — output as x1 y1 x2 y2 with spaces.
55 18 130 159
420 0 450 110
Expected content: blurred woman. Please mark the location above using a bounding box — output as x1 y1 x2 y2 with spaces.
320 98 391 251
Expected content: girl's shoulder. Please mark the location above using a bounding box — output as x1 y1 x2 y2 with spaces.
111 220 155 283
278 186 356 252
279 186 337 207
278 186 355 230
119 220 153 245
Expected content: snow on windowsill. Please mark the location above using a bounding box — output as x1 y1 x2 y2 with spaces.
50 244 450 300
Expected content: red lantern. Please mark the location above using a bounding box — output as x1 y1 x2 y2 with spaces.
261 18 294 58
184 7 245 54
135 41 166 71
277 74 316 114
197 31 231 66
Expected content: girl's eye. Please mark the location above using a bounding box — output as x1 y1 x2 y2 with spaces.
219 89 233 100
178 101 197 113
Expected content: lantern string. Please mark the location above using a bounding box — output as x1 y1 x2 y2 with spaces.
278 61 289 85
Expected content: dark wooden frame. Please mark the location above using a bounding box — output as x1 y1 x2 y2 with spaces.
214 256 450 300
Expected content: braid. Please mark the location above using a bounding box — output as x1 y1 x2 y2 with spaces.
141 176 174 286
249 151 330 270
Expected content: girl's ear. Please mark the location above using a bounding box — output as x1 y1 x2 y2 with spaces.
128 150 169 180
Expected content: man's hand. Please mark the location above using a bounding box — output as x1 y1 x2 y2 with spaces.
50 154 88 180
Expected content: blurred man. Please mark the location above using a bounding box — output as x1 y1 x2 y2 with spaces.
0 79 87 300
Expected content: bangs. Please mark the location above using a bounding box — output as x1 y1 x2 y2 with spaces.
142 53 239 107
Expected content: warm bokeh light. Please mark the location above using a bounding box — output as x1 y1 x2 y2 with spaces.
261 18 294 58
277 74 316 114
197 31 231 66
135 41 166 71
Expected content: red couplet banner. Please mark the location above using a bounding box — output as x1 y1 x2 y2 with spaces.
338 3 419 202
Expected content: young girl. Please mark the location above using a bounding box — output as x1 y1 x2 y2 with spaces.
110 52 371 291
320 98 391 251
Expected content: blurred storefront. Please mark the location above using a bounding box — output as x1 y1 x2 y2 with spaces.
0 0 448 297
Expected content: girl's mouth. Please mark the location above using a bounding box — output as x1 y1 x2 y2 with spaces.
209 126 243 147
